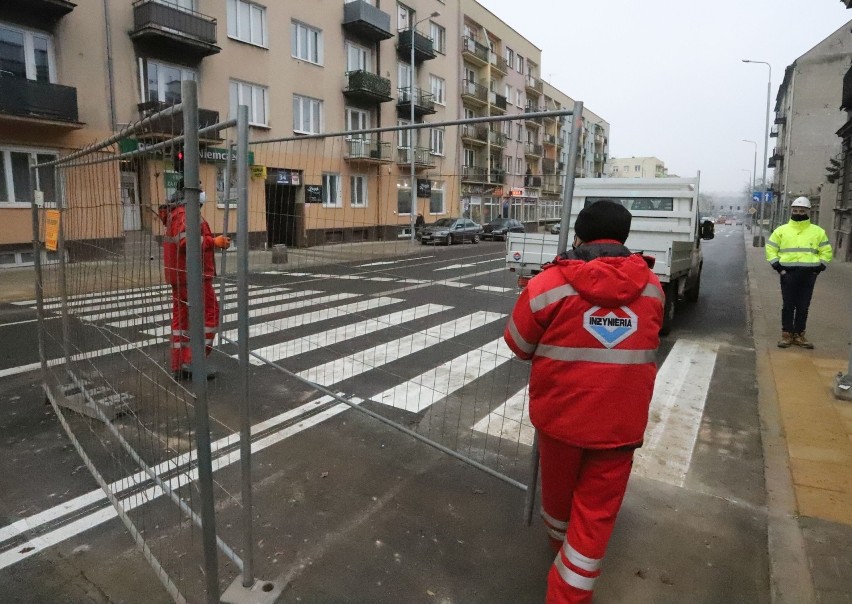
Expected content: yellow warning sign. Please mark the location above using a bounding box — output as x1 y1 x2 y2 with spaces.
44 209 60 251
251 165 267 179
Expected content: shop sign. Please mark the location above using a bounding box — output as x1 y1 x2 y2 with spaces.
305 185 323 203
44 209 60 251
200 147 255 165
510 188 524 197
251 165 267 179
417 179 431 198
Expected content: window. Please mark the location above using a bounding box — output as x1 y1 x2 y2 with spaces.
293 94 322 134
291 21 322 64
463 148 475 168
517 124 524 141
430 128 444 156
634 165 640 172
515 89 523 108
322 173 342 207
505 47 514 68
226 0 267 47
430 22 446 54
516 54 524 73
504 155 512 173
0 24 54 83
345 107 369 136
397 176 412 214
429 75 445 105
398 4 413 30
350 175 367 207
430 180 445 214
143 59 196 104
398 61 412 89
0 148 58 206
504 84 511 100
398 119 413 149
346 41 370 72
517 158 524 175
230 80 268 126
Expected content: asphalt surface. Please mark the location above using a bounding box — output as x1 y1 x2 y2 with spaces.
0 225 772 603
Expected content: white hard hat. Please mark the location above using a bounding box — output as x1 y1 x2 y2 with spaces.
791 196 811 209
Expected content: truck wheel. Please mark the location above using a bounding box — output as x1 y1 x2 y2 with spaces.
660 281 677 335
685 270 701 302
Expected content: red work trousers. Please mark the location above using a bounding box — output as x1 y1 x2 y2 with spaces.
169 280 220 372
538 432 635 604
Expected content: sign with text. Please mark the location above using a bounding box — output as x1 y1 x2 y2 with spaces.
200 147 255 165
44 209 60 251
417 179 431 198
251 165 267 179
305 185 323 203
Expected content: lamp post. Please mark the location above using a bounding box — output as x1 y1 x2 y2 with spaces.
409 11 440 241
742 59 772 247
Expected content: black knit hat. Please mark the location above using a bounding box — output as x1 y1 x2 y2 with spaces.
574 199 632 244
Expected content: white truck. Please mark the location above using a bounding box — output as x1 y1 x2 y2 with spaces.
506 176 715 334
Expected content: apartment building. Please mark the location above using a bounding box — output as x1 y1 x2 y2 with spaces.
0 0 610 266
606 156 668 178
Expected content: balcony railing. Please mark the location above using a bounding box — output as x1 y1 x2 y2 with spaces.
490 54 508 76
345 138 392 162
342 0 393 41
488 129 507 147
397 146 436 168
489 92 507 112
397 28 436 62
543 134 557 146
397 87 436 115
461 36 489 65
489 169 506 184
0 76 79 124
524 175 543 188
4 0 75 27
461 165 488 182
136 100 219 137
542 158 556 173
344 70 392 104
770 126 779 138
525 74 542 94
460 79 488 105
524 142 543 157
130 0 219 57
460 124 488 144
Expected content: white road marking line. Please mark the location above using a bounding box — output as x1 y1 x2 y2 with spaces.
375 338 513 413
0 339 165 379
141 291 343 337
298 311 505 385
244 303 451 365
473 285 513 293
434 263 476 271
220 296 401 342
472 385 534 446
633 339 718 486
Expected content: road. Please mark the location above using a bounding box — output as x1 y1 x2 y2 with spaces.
0 224 770 603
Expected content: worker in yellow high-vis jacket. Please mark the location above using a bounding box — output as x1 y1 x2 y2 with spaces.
766 196 832 349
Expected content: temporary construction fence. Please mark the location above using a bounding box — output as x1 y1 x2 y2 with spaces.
28 78 583 603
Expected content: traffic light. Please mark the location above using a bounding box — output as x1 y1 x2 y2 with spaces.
173 146 184 174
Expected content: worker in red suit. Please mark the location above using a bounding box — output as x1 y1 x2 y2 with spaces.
159 179 231 380
503 199 664 603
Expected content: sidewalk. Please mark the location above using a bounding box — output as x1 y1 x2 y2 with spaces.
745 231 852 603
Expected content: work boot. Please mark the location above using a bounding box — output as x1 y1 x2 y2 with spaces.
777 332 794 348
794 332 814 349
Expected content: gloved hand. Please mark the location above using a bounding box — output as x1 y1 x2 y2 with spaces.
772 263 784 274
815 264 827 273
213 235 231 249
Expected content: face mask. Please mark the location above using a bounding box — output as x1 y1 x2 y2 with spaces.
791 214 808 221
199 191 206 205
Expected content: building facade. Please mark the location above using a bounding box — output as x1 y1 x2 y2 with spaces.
605 156 668 179
0 0 609 268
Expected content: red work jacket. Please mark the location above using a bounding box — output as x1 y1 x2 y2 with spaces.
160 204 216 286
504 242 664 449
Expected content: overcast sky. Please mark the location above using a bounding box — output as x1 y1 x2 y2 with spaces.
479 0 852 195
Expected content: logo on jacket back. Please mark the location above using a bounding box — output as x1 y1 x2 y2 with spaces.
583 306 638 348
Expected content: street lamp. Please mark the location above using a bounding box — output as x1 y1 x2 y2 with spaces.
742 59 772 247
409 10 440 241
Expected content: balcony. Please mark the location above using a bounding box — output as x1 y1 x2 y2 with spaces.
130 0 219 59
524 175 543 188
542 158 556 173
344 70 392 104
489 92 507 113
842 66 852 111
490 53 508 76
524 142 543 157
770 126 779 138
768 148 783 168
461 165 488 183
525 74 543 95
774 115 787 125
342 0 393 41
488 129 507 147
344 138 392 164
397 147 436 169
460 79 488 107
543 134 557 147
461 36 489 66
0 77 80 127
397 28 436 63
3 0 75 27
460 125 488 145
542 176 562 196
397 87 436 116
136 100 219 140
489 169 506 184
524 106 543 127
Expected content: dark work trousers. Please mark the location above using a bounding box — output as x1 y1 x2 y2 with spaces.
779 269 818 334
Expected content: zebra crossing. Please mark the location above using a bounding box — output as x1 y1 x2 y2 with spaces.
2 272 719 569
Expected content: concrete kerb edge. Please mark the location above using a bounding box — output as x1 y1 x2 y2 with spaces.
745 234 817 604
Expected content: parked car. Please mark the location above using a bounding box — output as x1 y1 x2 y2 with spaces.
482 218 524 241
549 223 561 235
417 218 482 245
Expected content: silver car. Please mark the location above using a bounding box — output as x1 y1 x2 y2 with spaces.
417 218 482 245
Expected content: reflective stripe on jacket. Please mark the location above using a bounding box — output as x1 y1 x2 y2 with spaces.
766 220 832 268
504 250 663 448
163 205 217 286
